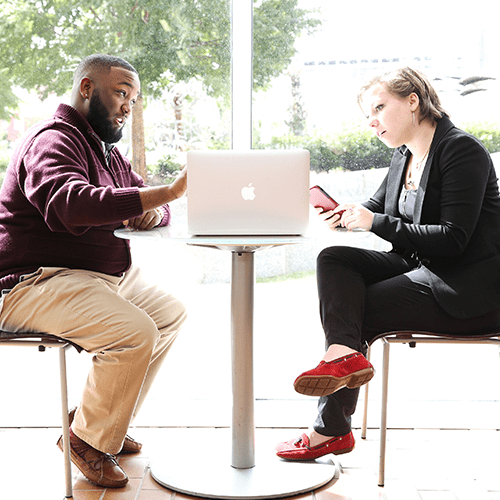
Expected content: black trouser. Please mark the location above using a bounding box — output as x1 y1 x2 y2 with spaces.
314 245 500 436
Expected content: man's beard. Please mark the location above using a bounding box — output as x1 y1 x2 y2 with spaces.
87 89 123 144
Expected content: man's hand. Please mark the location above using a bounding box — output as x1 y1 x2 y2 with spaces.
124 208 163 231
123 166 188 230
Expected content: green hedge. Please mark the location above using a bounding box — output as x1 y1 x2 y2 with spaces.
463 122 500 154
2 122 500 184
255 121 500 173
255 126 393 172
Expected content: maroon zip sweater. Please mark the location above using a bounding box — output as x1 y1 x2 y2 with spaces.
0 103 170 290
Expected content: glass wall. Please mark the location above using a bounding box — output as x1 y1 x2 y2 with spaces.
253 0 500 176
2 0 498 184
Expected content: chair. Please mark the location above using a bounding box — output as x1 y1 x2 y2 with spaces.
0 330 82 498
360 331 500 487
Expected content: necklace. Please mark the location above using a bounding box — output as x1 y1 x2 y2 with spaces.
407 147 430 188
415 148 430 170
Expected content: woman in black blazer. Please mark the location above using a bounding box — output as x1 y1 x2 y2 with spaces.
276 67 500 460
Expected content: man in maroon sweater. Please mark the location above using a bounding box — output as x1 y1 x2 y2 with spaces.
0 54 188 488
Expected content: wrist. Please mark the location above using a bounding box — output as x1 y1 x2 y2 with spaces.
169 184 180 201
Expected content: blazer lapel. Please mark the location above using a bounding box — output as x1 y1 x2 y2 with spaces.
385 147 409 216
414 152 433 223
413 117 455 223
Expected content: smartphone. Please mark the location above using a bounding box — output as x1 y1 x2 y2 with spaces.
309 185 344 216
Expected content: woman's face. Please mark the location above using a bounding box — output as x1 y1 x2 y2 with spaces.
361 83 416 148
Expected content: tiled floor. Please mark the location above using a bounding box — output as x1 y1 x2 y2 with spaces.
1 425 500 500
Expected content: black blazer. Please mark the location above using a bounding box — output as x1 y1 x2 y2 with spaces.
364 116 500 319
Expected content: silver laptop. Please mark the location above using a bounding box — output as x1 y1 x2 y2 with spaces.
187 149 310 236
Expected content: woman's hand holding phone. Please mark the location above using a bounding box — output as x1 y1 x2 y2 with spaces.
310 185 346 229
310 185 374 231
315 206 346 230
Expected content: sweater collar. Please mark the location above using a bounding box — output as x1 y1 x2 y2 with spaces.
54 103 116 160
54 103 95 137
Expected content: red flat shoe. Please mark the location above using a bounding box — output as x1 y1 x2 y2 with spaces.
294 352 374 397
276 432 355 460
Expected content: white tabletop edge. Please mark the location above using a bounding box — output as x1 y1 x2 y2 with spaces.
114 227 311 247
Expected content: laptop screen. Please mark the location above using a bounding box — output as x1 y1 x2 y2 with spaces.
187 149 310 236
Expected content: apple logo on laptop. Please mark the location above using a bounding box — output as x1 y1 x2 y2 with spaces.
241 183 256 201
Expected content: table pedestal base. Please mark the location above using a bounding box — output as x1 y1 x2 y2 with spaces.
151 448 339 499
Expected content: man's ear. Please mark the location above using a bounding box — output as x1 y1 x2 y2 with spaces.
79 77 94 100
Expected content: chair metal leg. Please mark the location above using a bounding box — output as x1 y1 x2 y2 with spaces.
361 345 371 439
379 339 390 487
59 345 73 498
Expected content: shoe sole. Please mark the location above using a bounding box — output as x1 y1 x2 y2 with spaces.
277 443 355 460
294 367 375 397
57 436 129 488
332 444 355 455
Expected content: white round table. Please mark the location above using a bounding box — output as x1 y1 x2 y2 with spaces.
115 227 339 499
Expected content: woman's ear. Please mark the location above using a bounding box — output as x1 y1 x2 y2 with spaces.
408 92 419 112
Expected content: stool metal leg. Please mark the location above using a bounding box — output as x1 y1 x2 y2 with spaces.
379 339 390 487
361 345 371 440
59 344 73 498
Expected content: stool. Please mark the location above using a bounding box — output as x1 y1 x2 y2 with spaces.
0 330 82 498
360 331 500 487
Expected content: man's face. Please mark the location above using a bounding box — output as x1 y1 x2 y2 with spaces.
86 66 141 144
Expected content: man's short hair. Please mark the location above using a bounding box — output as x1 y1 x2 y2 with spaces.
73 54 138 84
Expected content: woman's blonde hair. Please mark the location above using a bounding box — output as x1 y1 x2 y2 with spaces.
357 67 449 123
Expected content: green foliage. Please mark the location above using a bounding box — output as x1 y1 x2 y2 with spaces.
0 149 10 171
0 0 320 116
285 71 307 136
0 69 19 121
0 142 11 185
153 154 182 178
253 0 321 90
255 123 394 172
462 122 500 153
207 135 231 150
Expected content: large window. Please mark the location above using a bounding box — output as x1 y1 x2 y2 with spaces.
2 0 498 183
253 0 500 174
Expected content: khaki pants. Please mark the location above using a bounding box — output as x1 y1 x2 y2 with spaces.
0 266 186 454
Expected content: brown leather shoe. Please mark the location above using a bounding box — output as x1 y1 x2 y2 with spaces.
67 407 142 454
118 433 142 454
57 431 128 488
